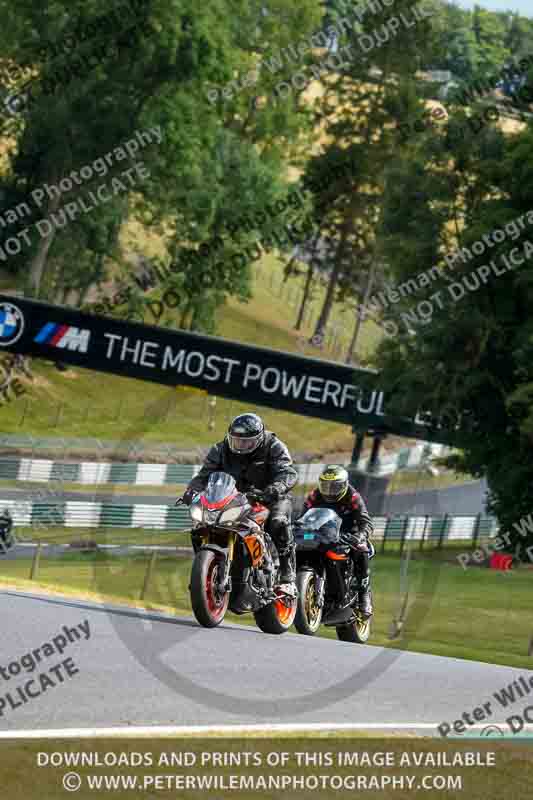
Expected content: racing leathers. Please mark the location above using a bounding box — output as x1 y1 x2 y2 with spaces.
303 484 374 616
184 431 298 585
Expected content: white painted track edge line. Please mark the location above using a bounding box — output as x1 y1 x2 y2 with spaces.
1 723 533 739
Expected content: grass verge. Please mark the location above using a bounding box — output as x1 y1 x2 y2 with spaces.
11 526 188 546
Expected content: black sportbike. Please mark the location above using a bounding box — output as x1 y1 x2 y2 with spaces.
294 508 371 643
177 471 296 634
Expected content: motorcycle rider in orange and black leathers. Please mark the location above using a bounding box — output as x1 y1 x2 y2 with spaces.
182 413 298 593
303 465 375 617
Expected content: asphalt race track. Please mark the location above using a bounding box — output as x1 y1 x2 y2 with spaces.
384 479 489 516
0 589 530 734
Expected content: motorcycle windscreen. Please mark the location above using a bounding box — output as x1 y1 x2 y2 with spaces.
203 471 237 506
295 508 342 548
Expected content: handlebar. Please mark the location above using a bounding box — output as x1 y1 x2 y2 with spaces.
177 490 267 506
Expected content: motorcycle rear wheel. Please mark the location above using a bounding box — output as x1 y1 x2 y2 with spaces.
190 550 229 628
294 570 323 635
254 595 296 635
336 613 371 643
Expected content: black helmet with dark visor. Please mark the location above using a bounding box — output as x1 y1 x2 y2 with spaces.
226 413 265 455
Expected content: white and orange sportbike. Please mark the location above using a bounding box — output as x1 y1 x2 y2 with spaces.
177 471 297 634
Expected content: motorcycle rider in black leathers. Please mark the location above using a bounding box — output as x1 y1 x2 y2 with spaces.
183 413 298 591
304 465 375 617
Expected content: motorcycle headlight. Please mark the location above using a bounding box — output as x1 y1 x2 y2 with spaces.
190 505 203 522
219 507 242 525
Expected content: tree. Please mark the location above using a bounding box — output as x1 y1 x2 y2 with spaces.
421 1 478 80
0 0 320 333
471 4 509 78
370 90 533 556
504 12 532 59
292 0 435 343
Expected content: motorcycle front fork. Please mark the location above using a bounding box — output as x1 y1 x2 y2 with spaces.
196 531 235 593
315 568 326 608
222 534 235 591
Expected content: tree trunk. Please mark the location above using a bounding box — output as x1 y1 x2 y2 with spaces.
180 301 193 329
295 262 314 331
190 304 202 331
64 288 82 307
78 283 92 305
27 194 60 297
283 256 296 283
312 226 350 340
346 259 376 364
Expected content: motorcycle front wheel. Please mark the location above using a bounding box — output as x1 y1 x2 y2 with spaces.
190 550 230 628
294 570 323 635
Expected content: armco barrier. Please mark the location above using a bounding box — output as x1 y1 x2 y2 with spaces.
2 500 190 530
0 500 499 540
375 514 499 553
0 458 199 485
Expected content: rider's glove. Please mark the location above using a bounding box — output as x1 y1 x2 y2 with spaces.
350 530 369 552
339 530 368 551
263 484 283 504
181 488 195 506
339 532 355 548
247 488 266 505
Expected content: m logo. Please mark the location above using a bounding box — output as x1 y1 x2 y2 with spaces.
34 323 91 353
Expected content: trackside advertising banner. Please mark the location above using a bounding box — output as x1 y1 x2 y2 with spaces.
0 295 454 442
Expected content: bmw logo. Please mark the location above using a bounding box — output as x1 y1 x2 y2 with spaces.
0 302 24 347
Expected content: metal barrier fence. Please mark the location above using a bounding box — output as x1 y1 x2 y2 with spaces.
374 513 499 553
0 459 199 484
2 500 498 546
1 500 189 530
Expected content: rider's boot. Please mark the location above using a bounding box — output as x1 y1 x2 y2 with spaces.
353 550 373 618
277 549 297 595
358 575 373 618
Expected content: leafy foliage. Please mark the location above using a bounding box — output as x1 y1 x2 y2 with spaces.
374 103 533 553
